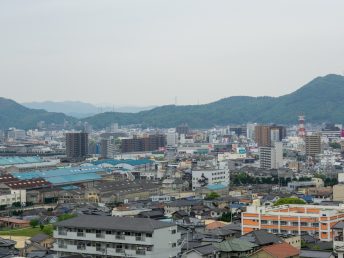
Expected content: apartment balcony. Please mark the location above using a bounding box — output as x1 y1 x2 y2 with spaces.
54 231 152 245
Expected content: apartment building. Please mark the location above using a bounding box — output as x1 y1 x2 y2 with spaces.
242 204 344 241
53 215 181 258
121 134 166 153
259 142 283 169
65 132 89 161
305 134 321 158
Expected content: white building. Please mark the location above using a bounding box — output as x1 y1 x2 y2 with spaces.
53 215 181 258
166 132 178 147
192 167 230 190
0 188 26 206
259 142 283 169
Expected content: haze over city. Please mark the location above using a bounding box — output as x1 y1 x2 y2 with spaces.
1 0 344 106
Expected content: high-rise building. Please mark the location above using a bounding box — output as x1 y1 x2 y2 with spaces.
100 137 116 159
259 142 283 169
65 132 89 161
305 134 321 158
121 134 166 153
254 125 271 147
176 124 189 135
255 125 286 147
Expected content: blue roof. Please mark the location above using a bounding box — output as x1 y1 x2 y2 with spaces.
92 159 153 166
11 165 103 185
0 156 43 166
206 184 227 190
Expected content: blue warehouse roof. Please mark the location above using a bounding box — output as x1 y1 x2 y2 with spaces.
11 165 103 185
92 159 153 167
0 156 43 166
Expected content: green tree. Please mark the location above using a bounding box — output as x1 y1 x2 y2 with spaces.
58 213 77 222
205 192 220 200
273 197 306 206
30 219 39 228
219 212 232 222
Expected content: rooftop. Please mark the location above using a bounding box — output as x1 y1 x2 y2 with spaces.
0 156 43 166
56 215 175 233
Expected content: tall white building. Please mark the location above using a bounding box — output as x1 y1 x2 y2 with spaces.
53 215 181 258
166 131 178 147
259 142 283 169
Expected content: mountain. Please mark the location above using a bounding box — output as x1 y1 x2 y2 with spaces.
0 98 74 129
22 101 156 118
83 74 344 128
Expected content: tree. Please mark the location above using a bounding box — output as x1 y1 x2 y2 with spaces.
58 213 77 222
205 192 220 200
219 212 232 222
273 197 306 206
30 219 39 228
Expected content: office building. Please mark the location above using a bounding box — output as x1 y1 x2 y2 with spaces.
192 166 230 190
176 124 189 135
259 142 283 169
53 215 181 258
100 137 116 159
305 134 321 158
255 125 286 147
121 134 166 153
242 204 344 241
166 132 178 147
65 132 89 161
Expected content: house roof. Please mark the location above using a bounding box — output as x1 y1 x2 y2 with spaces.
206 221 227 230
30 233 50 243
300 250 334 258
186 244 217 255
56 215 175 233
213 238 257 252
259 242 300 258
241 229 282 245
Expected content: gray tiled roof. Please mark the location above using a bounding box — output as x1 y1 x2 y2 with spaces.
56 215 175 233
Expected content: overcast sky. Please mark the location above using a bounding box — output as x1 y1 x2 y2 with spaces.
0 0 343 106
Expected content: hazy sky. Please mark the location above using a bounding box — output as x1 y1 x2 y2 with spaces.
0 0 344 106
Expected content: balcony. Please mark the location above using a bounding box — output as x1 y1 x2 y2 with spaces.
136 250 146 255
116 235 125 240
77 232 85 237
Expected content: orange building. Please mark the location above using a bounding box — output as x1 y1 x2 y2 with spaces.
241 204 344 241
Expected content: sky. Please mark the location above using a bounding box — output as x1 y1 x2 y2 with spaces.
0 0 344 106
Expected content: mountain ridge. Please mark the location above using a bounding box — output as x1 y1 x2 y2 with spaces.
1 74 344 129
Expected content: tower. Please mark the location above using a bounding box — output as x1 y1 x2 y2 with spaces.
298 115 306 138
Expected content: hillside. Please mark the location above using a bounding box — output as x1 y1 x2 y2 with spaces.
83 74 344 128
22 101 156 118
0 98 75 129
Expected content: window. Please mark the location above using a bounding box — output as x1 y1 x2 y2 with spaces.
280 221 288 226
261 220 268 224
125 232 131 236
272 221 278 225
171 229 176 234
300 222 308 226
171 243 176 247
106 230 112 235
292 222 298 226
146 233 152 238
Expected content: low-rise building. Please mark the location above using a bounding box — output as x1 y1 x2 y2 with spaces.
53 215 181 258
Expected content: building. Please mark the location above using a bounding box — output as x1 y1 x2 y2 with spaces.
100 137 116 159
176 124 189 135
259 142 283 169
333 184 344 201
255 125 286 147
241 204 344 241
53 215 181 258
305 134 321 158
166 132 178 147
121 134 166 153
65 132 88 161
192 167 230 190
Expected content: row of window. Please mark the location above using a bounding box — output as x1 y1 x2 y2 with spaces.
261 220 320 227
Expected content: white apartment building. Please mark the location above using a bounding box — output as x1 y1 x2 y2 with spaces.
53 215 181 258
192 167 230 190
166 132 178 147
0 188 26 206
259 141 283 169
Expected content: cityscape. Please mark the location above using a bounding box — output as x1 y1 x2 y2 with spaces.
1 1 344 258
